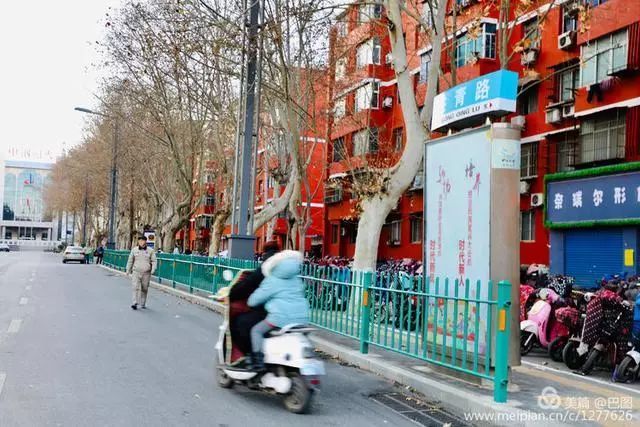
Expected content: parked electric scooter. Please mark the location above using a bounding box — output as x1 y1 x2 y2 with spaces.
215 269 325 414
520 288 569 357
613 291 640 383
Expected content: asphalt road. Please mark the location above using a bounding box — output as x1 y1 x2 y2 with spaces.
0 251 428 427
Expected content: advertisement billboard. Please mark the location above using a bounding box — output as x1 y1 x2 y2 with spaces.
425 126 520 354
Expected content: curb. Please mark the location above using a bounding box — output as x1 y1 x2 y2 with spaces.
99 264 555 426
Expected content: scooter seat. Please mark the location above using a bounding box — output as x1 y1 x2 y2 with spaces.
267 324 315 336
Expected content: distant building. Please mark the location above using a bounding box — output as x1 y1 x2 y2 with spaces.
1 147 61 249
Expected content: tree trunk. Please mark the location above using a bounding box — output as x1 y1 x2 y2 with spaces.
208 211 228 256
351 0 447 271
128 177 135 250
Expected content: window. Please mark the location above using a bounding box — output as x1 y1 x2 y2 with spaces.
558 66 578 102
41 232 48 241
454 23 496 68
410 216 422 243
353 128 378 156
520 211 535 242
206 174 214 183
562 5 577 33
333 137 346 162
586 0 608 6
334 96 346 118
421 3 436 29
419 51 431 83
389 220 401 245
581 30 628 86
205 195 216 206
521 142 538 178
517 86 538 115
355 82 380 112
359 3 382 24
336 19 347 37
522 19 540 50
335 58 346 80
356 38 381 68
331 224 339 244
579 109 626 163
393 128 403 151
350 225 357 243
556 133 578 172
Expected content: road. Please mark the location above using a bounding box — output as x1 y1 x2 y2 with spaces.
0 251 456 427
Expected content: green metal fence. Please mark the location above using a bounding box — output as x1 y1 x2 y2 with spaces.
103 250 511 402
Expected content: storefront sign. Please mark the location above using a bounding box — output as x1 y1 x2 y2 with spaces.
546 172 640 226
431 70 518 131
426 127 492 353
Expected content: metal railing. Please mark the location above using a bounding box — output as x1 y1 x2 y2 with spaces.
103 250 511 402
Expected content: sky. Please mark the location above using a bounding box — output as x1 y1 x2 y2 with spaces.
0 0 123 160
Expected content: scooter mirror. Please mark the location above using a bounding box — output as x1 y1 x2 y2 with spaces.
222 270 235 282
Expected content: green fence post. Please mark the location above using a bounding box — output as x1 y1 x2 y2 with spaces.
188 263 193 293
494 280 512 403
172 260 176 288
359 271 373 354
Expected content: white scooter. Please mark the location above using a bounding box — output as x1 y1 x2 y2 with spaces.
214 269 325 414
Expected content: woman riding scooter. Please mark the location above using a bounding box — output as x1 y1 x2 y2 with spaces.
247 249 310 371
228 241 280 358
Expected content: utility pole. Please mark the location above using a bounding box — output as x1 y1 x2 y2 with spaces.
82 178 89 246
74 107 119 250
228 0 261 259
107 118 119 249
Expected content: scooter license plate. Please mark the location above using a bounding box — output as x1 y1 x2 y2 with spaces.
301 361 325 376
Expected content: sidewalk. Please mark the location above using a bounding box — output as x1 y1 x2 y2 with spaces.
103 265 640 426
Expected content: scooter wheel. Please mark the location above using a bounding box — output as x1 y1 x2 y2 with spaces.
563 341 586 370
520 331 535 355
283 373 313 414
613 356 638 383
548 336 568 362
217 367 234 389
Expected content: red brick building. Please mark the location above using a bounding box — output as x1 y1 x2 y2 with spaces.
323 0 640 268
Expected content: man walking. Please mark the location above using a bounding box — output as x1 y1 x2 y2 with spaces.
126 235 157 310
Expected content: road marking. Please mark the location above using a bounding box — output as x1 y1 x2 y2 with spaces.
0 372 6 397
520 360 640 396
19 297 28 305
7 319 22 334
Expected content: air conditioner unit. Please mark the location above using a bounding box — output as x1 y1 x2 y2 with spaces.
558 31 576 50
511 115 526 129
562 103 575 118
520 181 531 195
531 193 544 207
545 108 562 124
521 49 539 66
382 96 393 108
385 53 393 65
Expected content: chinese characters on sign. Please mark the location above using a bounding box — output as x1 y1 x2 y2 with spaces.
431 70 518 131
546 172 640 225
426 128 492 352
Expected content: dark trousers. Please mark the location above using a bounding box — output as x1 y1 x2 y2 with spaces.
230 310 266 355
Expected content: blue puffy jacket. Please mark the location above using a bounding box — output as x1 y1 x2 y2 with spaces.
248 250 310 327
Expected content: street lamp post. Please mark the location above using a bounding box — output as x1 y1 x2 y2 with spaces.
74 107 119 249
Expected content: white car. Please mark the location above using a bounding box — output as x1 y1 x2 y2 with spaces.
0 243 10 252
63 246 86 264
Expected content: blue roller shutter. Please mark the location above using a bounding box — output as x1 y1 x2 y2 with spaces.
564 228 623 289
